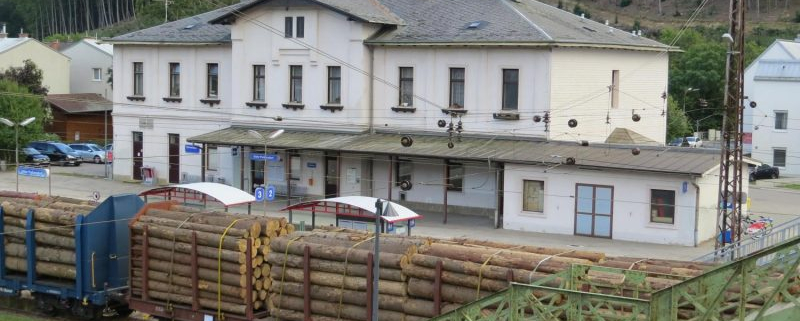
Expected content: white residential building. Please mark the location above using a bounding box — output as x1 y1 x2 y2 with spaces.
108 0 733 245
60 39 114 98
744 38 800 175
0 25 70 94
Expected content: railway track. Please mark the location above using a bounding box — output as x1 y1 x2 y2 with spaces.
0 295 137 321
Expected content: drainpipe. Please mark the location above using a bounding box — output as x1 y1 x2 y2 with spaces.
368 45 375 134
692 179 701 247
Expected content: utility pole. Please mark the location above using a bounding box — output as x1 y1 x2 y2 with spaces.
715 0 746 249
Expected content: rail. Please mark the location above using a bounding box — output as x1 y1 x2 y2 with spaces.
693 216 800 263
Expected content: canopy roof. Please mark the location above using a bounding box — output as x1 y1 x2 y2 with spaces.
282 196 423 223
139 182 255 207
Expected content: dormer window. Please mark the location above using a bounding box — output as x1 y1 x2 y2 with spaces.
297 17 305 38
285 17 293 38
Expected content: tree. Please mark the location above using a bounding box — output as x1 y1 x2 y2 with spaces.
0 59 50 95
666 97 693 140
0 80 51 163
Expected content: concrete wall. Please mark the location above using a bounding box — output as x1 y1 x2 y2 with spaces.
0 39 70 94
503 164 706 246
61 41 113 98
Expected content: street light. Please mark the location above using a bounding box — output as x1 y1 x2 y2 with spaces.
248 129 284 216
1 117 36 192
695 114 718 133
683 87 700 112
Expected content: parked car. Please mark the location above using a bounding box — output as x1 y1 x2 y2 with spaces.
684 136 703 148
27 142 81 166
667 138 683 146
22 147 50 166
69 143 107 163
750 164 780 181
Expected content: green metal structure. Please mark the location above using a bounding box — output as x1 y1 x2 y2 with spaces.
430 237 800 321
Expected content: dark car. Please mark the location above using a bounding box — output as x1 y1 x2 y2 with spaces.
750 164 779 181
27 142 81 166
22 147 50 166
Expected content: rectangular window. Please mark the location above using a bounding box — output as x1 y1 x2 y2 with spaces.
206 145 219 171
327 66 341 104
395 159 412 185
290 155 301 180
522 180 544 212
133 62 143 96
775 111 788 130
449 68 465 108
502 69 519 110
446 162 464 191
290 65 302 103
611 70 620 108
284 17 293 38
207 63 219 98
650 189 676 224
296 17 305 38
92 68 102 81
253 65 265 101
399 67 413 106
774 148 787 167
169 63 180 97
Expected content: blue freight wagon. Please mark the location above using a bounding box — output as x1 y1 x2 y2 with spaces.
0 194 144 319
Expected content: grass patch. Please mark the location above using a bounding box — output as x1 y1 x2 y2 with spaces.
780 184 800 190
0 310 49 321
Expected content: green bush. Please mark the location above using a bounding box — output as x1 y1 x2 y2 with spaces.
573 4 591 18
619 0 632 8
794 10 800 23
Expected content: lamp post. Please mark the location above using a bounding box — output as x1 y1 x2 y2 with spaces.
695 114 718 134
372 198 383 321
683 87 700 113
0 117 36 192
248 129 284 215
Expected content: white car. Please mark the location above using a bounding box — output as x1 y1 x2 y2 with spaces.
684 136 703 148
69 143 107 163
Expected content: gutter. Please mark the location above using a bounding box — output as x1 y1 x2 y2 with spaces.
368 45 375 134
692 179 701 247
365 41 679 52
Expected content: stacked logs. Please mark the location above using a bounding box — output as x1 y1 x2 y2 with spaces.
129 204 294 316
267 229 433 321
0 196 97 280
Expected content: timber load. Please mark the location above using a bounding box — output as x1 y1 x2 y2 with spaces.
1 195 98 280
267 228 431 321
128 203 294 319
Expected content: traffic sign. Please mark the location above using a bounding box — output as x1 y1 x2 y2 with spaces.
266 185 276 201
250 153 278 161
17 166 49 178
254 187 265 202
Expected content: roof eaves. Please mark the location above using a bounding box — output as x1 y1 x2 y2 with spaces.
210 0 402 26
102 40 230 46
365 40 675 52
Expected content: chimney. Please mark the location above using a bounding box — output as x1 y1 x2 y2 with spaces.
49 39 61 51
19 28 28 38
0 23 7 39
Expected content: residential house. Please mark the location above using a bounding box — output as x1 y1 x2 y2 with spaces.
0 24 70 94
109 0 734 245
59 39 114 99
45 93 113 143
744 37 800 175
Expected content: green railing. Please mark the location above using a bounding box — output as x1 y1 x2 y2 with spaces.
430 236 800 321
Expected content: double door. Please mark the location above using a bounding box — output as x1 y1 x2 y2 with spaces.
574 184 614 238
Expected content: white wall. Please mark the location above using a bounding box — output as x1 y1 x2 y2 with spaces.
0 39 70 94
62 41 113 98
503 164 705 246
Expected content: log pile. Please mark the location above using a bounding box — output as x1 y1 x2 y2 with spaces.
267 229 431 321
129 205 294 317
0 196 96 280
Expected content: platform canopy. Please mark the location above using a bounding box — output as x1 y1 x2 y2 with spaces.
281 196 422 223
139 182 255 207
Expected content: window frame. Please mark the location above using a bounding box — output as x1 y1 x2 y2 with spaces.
611 70 620 109
501 69 519 111
446 161 464 192
774 148 787 167
327 66 341 104
522 180 545 213
289 65 303 103
399 67 414 107
775 110 788 130
207 63 219 98
395 158 412 186
206 145 219 171
449 67 465 108
296 17 305 38
650 189 676 224
253 65 265 101
284 17 293 38
168 62 181 97
133 62 144 96
290 154 301 180
92 68 102 81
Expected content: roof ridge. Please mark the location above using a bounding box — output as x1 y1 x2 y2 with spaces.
501 0 552 41
369 0 405 25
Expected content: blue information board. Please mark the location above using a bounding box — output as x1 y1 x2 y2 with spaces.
254 187 265 202
185 145 201 154
266 185 276 201
17 166 49 178
251 153 278 161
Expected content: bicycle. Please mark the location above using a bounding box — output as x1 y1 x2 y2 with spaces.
742 215 774 239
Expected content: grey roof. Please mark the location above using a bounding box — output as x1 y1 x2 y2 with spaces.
0 38 30 54
366 0 669 50
211 0 403 25
108 2 254 44
189 127 720 175
754 60 800 81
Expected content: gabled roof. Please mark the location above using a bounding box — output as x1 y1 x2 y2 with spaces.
0 38 30 54
605 128 660 145
753 60 800 81
81 38 113 56
211 0 404 25
107 2 254 45
46 94 112 113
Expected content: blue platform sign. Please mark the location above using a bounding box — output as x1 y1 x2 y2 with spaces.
17 166 49 178
307 162 317 168
185 145 201 154
250 153 278 161
266 185 276 201
409 219 415 228
254 187 265 202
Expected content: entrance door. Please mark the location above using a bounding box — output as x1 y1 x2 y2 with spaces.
168 134 180 183
132 131 143 180
574 184 614 238
251 157 264 192
325 156 339 197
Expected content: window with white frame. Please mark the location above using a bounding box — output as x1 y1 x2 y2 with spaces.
502 69 519 110
650 189 675 224
92 68 102 81
253 65 265 101
775 111 788 130
774 148 787 167
611 70 620 108
296 17 305 38
395 159 412 185
206 145 219 171
168 63 180 97
290 65 303 103
399 67 413 107
284 17 293 38
290 155 301 180
133 62 143 96
522 180 544 212
207 63 219 98
449 68 465 108
327 66 341 104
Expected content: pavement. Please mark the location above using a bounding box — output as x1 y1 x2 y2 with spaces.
1 164 799 261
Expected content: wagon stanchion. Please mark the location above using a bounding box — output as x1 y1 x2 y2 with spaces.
434 260 443 315
303 245 311 321
142 225 150 301
366 252 374 319
245 238 253 320
191 231 199 311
